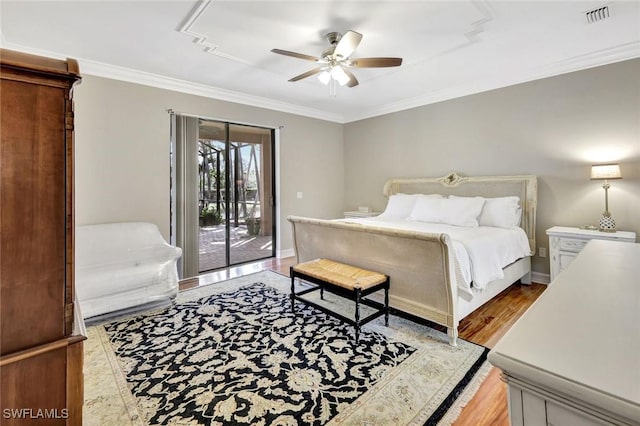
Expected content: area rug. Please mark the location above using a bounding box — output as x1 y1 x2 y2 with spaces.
83 271 490 426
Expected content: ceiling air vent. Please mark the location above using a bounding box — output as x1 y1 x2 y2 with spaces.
585 6 610 23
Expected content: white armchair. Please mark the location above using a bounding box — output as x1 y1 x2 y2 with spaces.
75 222 182 319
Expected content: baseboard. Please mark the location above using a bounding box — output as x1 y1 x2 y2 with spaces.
277 248 295 259
531 271 550 285
84 298 173 325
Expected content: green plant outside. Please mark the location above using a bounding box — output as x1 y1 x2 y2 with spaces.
200 205 223 226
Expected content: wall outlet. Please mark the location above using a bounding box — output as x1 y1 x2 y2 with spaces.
538 247 547 258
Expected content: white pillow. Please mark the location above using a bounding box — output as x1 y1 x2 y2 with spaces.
409 197 485 227
451 195 521 228
379 193 442 219
479 196 521 228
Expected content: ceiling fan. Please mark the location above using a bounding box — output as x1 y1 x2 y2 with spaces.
271 30 402 93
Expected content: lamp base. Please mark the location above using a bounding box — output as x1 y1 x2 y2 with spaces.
599 214 616 232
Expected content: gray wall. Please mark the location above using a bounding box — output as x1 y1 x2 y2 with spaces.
74 59 639 277
344 59 640 276
74 75 344 254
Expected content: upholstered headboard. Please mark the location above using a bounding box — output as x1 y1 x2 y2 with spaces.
383 172 538 252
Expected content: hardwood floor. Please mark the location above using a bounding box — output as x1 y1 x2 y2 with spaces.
180 256 546 425
453 281 546 425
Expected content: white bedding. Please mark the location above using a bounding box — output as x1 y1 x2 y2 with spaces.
339 217 532 296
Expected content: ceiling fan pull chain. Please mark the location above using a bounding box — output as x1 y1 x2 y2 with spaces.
329 79 337 97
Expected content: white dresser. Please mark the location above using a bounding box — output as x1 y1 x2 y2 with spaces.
546 226 636 282
489 240 640 426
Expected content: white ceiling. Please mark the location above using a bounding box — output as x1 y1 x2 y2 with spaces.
1 1 639 123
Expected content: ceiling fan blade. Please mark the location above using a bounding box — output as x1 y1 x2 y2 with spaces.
333 30 363 59
349 57 403 68
342 68 359 88
271 49 320 62
288 67 323 82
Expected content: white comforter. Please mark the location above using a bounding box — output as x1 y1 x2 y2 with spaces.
340 217 532 296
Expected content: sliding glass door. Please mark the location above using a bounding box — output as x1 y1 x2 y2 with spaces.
172 115 275 278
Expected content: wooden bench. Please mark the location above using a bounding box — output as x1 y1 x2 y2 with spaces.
290 258 389 343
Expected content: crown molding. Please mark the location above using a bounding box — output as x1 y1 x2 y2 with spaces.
0 41 345 123
2 38 637 125
79 59 344 123
343 41 640 123
537 40 640 76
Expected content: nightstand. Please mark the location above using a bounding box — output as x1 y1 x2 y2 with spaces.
546 226 636 282
344 211 380 218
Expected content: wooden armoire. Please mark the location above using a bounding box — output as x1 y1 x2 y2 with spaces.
1 49 85 424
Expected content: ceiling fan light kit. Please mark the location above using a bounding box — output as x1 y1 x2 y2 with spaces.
271 30 403 96
317 70 331 85
320 66 350 85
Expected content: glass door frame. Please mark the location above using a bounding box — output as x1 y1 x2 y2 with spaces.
170 112 277 277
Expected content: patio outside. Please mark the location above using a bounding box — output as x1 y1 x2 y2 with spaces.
195 124 274 273
199 224 273 272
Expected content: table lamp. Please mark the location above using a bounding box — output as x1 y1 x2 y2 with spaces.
590 164 622 232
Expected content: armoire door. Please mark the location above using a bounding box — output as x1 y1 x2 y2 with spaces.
0 48 85 426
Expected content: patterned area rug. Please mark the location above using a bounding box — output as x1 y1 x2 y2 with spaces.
84 271 489 426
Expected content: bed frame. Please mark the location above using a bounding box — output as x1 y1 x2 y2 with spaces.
288 172 537 345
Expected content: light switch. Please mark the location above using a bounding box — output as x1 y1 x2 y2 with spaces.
296 192 303 199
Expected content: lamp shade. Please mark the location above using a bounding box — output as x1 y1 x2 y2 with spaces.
591 164 621 180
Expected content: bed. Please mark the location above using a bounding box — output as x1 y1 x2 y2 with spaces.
287 172 537 345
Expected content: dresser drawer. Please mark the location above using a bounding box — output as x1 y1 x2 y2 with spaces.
559 237 589 253
546 401 609 426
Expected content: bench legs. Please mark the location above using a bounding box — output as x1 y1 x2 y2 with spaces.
384 285 389 326
290 267 295 313
290 268 389 344
355 288 361 343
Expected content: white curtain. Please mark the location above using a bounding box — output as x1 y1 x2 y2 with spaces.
172 114 200 279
